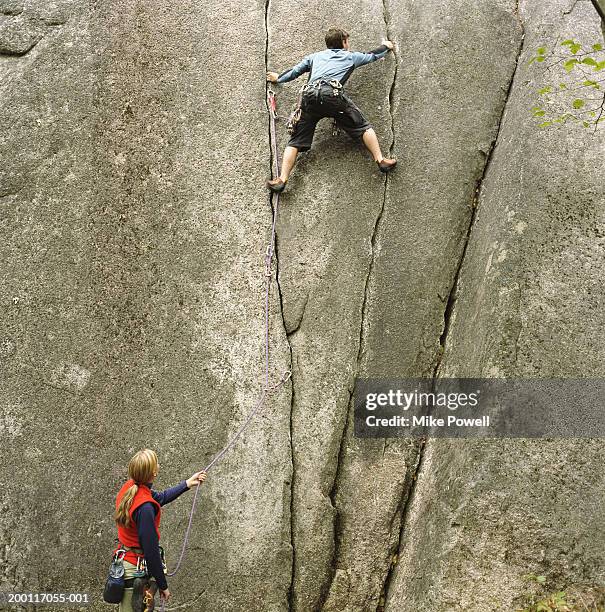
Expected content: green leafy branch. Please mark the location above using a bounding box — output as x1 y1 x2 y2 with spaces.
517 574 605 612
529 39 605 131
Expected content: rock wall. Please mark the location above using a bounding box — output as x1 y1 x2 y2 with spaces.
1 0 603 610
386 2 605 610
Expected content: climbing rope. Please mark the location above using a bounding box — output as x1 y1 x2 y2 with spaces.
158 88 289 610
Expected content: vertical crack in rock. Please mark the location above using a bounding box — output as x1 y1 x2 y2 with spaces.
382 0 398 156
376 439 426 612
372 3 431 610
264 1 296 610
286 293 309 337
274 232 297 612
378 4 526 608
319 178 390 605
322 2 400 606
434 1 525 377
320 388 349 609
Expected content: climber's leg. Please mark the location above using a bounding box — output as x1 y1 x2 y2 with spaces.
267 101 321 192
267 146 298 192
362 129 397 172
336 94 397 173
280 146 299 182
361 128 383 162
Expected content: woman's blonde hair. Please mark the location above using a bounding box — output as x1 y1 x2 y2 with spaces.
114 449 159 528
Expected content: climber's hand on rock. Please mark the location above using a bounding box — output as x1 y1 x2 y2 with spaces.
382 39 394 50
160 589 171 601
267 71 279 83
186 471 207 488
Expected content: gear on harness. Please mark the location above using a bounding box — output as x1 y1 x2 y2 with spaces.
126 544 166 577
304 78 343 97
132 576 158 612
287 87 303 135
302 79 343 106
288 80 344 136
287 105 302 135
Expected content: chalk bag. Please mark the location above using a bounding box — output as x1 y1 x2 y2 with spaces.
102 549 126 604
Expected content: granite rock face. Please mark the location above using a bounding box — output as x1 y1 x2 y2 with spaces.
385 1 605 610
1 0 603 610
1 1 291 610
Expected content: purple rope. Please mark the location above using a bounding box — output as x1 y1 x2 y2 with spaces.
159 89 288 611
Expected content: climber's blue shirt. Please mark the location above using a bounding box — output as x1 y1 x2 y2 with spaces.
277 45 390 86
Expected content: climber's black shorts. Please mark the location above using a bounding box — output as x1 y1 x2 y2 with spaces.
287 84 371 152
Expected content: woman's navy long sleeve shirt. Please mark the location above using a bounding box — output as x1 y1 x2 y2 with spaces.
132 480 189 590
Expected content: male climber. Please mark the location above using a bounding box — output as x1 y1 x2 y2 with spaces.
266 27 397 193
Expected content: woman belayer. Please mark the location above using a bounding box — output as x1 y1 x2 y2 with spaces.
113 448 207 611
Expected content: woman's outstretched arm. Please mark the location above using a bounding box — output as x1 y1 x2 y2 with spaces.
152 471 207 506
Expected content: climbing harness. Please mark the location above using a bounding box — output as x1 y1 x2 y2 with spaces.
122 544 165 576
288 80 342 134
288 80 342 137
300 79 343 109
303 78 343 98
156 87 291 611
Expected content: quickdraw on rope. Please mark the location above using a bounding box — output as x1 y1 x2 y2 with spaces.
159 88 290 611
286 86 303 135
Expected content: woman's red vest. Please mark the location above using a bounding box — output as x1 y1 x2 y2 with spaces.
115 479 161 566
